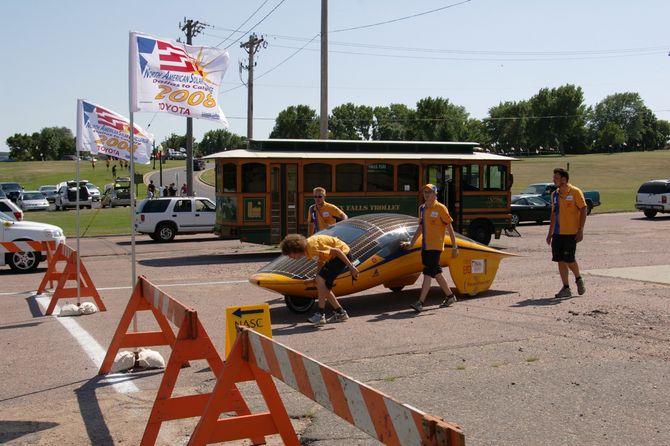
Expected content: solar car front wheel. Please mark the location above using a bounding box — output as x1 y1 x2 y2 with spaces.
284 295 315 314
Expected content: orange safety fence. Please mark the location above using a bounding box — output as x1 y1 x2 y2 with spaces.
34 242 106 315
99 276 264 446
0 240 58 290
189 327 465 446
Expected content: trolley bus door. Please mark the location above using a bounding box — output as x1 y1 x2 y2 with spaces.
270 163 298 244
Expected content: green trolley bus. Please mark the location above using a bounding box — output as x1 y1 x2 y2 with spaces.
208 139 514 245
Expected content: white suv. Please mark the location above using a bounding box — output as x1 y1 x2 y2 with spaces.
1 212 66 272
636 179 670 218
55 180 93 210
135 197 216 242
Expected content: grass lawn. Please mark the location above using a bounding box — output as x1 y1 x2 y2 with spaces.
3 151 668 236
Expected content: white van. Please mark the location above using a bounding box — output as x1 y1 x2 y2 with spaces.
55 180 92 210
635 179 670 218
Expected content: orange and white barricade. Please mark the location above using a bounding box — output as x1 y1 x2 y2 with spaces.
35 242 105 315
99 276 264 446
190 327 465 446
1 240 58 287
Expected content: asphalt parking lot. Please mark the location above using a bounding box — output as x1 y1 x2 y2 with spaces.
1 212 668 445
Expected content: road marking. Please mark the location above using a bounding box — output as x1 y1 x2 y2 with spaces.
35 295 139 394
0 279 249 296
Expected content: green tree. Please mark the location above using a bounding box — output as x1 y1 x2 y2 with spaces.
589 92 647 148
485 101 529 153
464 118 490 147
413 97 469 141
39 127 75 160
656 120 670 148
372 104 415 141
270 105 320 139
598 122 625 149
199 129 246 155
161 133 187 153
526 84 587 154
6 132 39 161
329 103 374 140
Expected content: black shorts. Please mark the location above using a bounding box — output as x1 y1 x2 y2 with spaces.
318 254 351 289
551 234 577 263
421 250 443 278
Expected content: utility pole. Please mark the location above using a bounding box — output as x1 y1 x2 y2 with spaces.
180 18 206 196
240 34 266 140
320 0 328 139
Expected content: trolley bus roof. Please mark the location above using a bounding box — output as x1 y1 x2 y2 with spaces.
206 148 514 162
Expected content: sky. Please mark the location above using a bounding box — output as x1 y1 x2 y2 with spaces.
1 0 669 153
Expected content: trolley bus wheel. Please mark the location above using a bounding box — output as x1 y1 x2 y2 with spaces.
469 221 492 245
284 295 315 314
390 286 404 293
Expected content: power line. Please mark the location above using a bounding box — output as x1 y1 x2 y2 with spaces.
330 0 472 33
222 0 288 50
214 0 273 48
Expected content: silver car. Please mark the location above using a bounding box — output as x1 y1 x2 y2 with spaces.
85 183 101 202
39 185 58 203
18 191 50 211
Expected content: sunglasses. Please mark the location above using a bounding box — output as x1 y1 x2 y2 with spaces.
314 195 324 198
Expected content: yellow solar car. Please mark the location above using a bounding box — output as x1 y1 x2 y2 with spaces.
250 214 515 313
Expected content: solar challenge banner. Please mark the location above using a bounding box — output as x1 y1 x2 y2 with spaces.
76 99 153 164
129 31 230 125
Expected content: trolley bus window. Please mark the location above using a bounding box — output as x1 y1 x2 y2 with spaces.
336 163 363 192
304 163 332 192
242 163 266 193
462 164 480 191
484 165 507 190
367 163 393 192
223 163 237 192
397 163 419 191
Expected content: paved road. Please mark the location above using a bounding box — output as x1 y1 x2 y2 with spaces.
146 161 214 200
0 212 668 445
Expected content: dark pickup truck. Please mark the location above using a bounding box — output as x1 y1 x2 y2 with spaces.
517 183 601 214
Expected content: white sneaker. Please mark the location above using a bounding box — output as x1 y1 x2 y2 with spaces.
327 310 349 323
308 312 326 326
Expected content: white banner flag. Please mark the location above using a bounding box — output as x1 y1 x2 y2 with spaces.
129 31 230 125
76 99 153 164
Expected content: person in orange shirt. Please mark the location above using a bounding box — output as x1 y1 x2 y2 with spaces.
400 183 459 312
308 187 348 236
546 168 587 298
281 233 359 326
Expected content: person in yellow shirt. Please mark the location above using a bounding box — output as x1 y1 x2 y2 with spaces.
546 168 587 298
280 233 359 326
400 184 459 312
308 187 348 236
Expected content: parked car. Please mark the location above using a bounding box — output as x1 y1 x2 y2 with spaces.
17 191 50 211
0 198 23 220
38 185 58 203
0 212 66 273
55 180 92 210
135 196 216 242
518 182 601 214
0 182 23 202
0 188 6 199
101 177 132 208
85 183 101 202
635 179 670 219
193 158 206 171
511 195 551 226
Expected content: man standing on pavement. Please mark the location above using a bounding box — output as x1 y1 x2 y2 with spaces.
308 187 348 236
546 168 587 298
280 233 359 326
401 183 459 312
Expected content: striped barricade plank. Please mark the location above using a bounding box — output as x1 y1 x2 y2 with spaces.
245 330 458 445
0 240 50 253
99 276 262 446
190 328 464 446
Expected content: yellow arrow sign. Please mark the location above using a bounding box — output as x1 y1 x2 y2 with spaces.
225 303 272 357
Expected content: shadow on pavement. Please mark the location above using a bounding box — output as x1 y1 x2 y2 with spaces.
138 252 279 267
0 420 59 443
76 371 163 445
